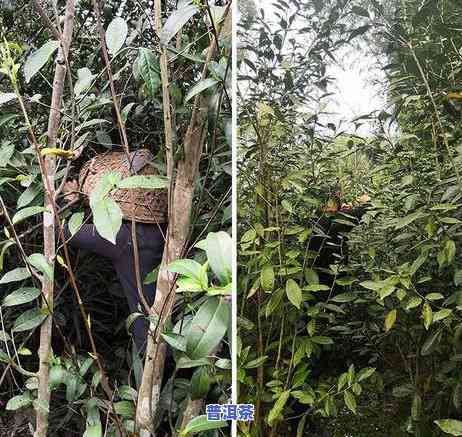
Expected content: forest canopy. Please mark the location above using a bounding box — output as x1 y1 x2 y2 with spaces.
238 0 462 436
0 1 232 436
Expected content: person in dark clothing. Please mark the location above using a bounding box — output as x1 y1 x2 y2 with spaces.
62 222 166 351
62 149 167 352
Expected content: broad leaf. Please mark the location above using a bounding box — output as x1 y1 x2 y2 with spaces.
160 4 199 46
3 287 40 307
12 206 47 224
186 297 229 359
89 171 121 206
69 212 84 237
261 265 275 292
179 415 227 436
344 390 357 414
0 267 31 284
384 309 397 332
24 40 60 83
105 17 128 55
435 419 462 436
0 93 17 105
28 253 53 280
135 48 161 97
74 67 96 96
185 78 219 103
92 198 122 245
196 232 232 285
286 279 302 309
268 390 290 425
13 308 47 332
6 393 32 410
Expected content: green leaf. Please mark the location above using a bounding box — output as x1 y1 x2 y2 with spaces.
161 333 186 352
17 185 40 209
286 279 302 309
69 212 84 237
24 40 60 83
445 240 456 265
0 241 15 272
13 308 47 332
0 142 14 167
422 302 433 330
6 393 32 410
3 287 40 307
121 102 136 122
240 228 256 243
190 366 211 400
337 372 348 391
215 358 232 369
331 292 357 303
197 232 232 285
244 355 268 369
186 297 229 359
435 419 462 436
268 390 290 425
89 171 121 206
117 175 169 189
168 259 203 280
305 268 319 284
160 4 199 46
118 385 137 401
357 367 376 382
405 297 422 310
0 93 17 105
421 330 441 356
179 415 227 436
351 5 369 17
348 25 372 42
135 48 161 97
91 198 122 245
114 401 134 418
176 277 204 293
12 206 47 224
344 390 357 414
28 253 53 280
0 267 31 284
384 309 397 332
281 199 293 213
311 336 334 345
426 293 444 301
105 17 128 55
74 67 96 96
185 78 219 103
359 280 382 291
176 357 210 369
433 308 452 322
261 265 275 292
49 365 66 389
394 211 424 230
83 398 102 437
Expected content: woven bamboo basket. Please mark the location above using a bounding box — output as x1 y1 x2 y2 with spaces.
78 149 168 224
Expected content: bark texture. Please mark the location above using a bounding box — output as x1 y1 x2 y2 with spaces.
135 6 230 433
34 1 75 436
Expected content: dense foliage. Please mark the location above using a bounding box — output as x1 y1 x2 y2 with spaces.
0 1 231 436
238 0 462 436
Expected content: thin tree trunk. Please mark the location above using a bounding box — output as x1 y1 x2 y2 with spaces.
35 1 75 436
135 5 231 434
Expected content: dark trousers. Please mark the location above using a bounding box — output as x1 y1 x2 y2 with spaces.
64 221 166 351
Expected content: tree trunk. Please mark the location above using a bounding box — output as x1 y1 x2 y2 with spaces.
34 2 75 436
135 4 230 433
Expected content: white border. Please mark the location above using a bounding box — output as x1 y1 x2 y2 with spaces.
231 0 238 435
